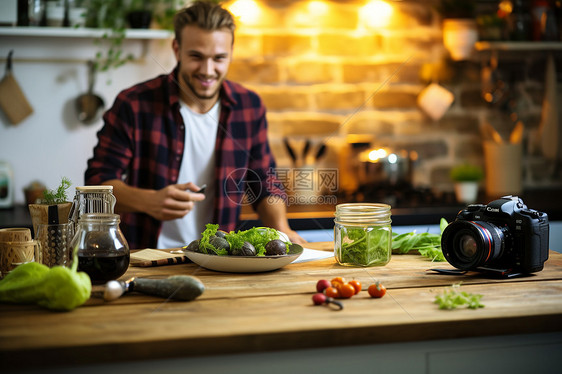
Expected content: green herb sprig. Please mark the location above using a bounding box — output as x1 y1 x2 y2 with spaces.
42 177 72 204
434 283 484 310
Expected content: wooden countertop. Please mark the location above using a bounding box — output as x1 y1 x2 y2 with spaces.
1 244 562 370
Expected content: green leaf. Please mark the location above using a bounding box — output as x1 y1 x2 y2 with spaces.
199 224 218 254
434 284 484 310
339 226 390 266
224 227 282 256
391 219 447 261
440 218 448 233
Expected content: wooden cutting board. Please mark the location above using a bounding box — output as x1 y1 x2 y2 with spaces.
130 248 189 267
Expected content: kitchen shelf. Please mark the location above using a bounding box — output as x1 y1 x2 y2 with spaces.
475 41 562 51
0 26 172 63
0 26 172 39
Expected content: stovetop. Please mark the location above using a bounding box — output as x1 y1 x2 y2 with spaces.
336 182 460 209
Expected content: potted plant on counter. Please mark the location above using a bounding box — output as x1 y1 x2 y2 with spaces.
450 163 483 204
28 177 73 235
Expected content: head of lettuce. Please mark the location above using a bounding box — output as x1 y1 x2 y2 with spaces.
0 256 91 311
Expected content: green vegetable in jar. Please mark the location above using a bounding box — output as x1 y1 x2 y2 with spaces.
337 226 391 266
0 252 91 311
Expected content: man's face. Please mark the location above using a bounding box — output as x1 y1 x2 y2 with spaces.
173 25 233 112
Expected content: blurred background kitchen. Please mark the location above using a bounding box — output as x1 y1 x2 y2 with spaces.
1 0 561 239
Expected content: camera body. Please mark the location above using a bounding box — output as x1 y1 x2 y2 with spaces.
441 196 549 275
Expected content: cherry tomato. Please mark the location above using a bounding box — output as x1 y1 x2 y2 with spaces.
339 283 356 299
316 279 331 293
368 282 387 298
331 277 345 288
348 280 362 295
325 286 340 299
312 293 327 305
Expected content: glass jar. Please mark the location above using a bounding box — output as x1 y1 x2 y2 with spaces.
71 213 129 284
69 185 116 231
334 203 392 267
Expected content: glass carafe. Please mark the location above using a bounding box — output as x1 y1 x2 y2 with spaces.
71 213 129 284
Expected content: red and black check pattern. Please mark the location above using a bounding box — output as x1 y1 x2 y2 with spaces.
85 67 285 249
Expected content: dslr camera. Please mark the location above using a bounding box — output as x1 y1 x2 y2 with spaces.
441 196 549 275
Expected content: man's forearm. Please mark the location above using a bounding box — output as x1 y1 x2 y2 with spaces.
101 180 153 214
255 196 291 232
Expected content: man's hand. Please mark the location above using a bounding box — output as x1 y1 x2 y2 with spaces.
284 229 307 245
146 182 206 221
104 180 206 221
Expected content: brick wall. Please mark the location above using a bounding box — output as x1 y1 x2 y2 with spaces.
224 0 558 195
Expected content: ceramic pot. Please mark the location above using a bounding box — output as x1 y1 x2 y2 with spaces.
454 181 479 204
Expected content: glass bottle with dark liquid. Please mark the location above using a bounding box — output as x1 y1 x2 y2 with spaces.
71 213 130 284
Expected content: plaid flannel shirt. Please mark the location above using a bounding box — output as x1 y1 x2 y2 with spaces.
85 67 285 249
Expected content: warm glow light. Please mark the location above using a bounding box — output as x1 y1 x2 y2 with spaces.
226 0 261 25
360 0 393 29
368 148 388 162
308 1 328 15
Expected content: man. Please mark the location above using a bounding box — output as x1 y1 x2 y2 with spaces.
85 1 304 249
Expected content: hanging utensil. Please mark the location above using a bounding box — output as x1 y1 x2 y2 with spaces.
283 137 297 166
75 60 105 125
302 139 311 161
315 143 327 161
0 50 33 125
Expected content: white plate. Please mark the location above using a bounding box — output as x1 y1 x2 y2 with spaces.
184 244 303 273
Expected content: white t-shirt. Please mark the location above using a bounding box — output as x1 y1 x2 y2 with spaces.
156 101 219 249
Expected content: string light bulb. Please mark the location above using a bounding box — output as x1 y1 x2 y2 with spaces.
226 0 261 25
360 0 393 29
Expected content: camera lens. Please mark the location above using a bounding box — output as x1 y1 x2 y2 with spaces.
441 220 507 270
459 234 478 258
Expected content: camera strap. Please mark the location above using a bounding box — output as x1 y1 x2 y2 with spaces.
427 267 525 278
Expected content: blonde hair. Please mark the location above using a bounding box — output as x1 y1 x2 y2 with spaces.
174 1 236 44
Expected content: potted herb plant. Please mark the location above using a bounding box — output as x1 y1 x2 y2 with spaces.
450 164 483 204
127 0 155 29
28 177 73 235
438 0 478 61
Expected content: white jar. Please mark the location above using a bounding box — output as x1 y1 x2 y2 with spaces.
0 161 14 209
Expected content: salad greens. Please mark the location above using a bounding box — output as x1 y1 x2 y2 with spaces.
198 224 223 255
197 224 285 256
391 218 448 262
434 283 484 310
338 226 391 266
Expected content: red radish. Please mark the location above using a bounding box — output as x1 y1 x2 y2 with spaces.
316 279 331 293
312 293 327 305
